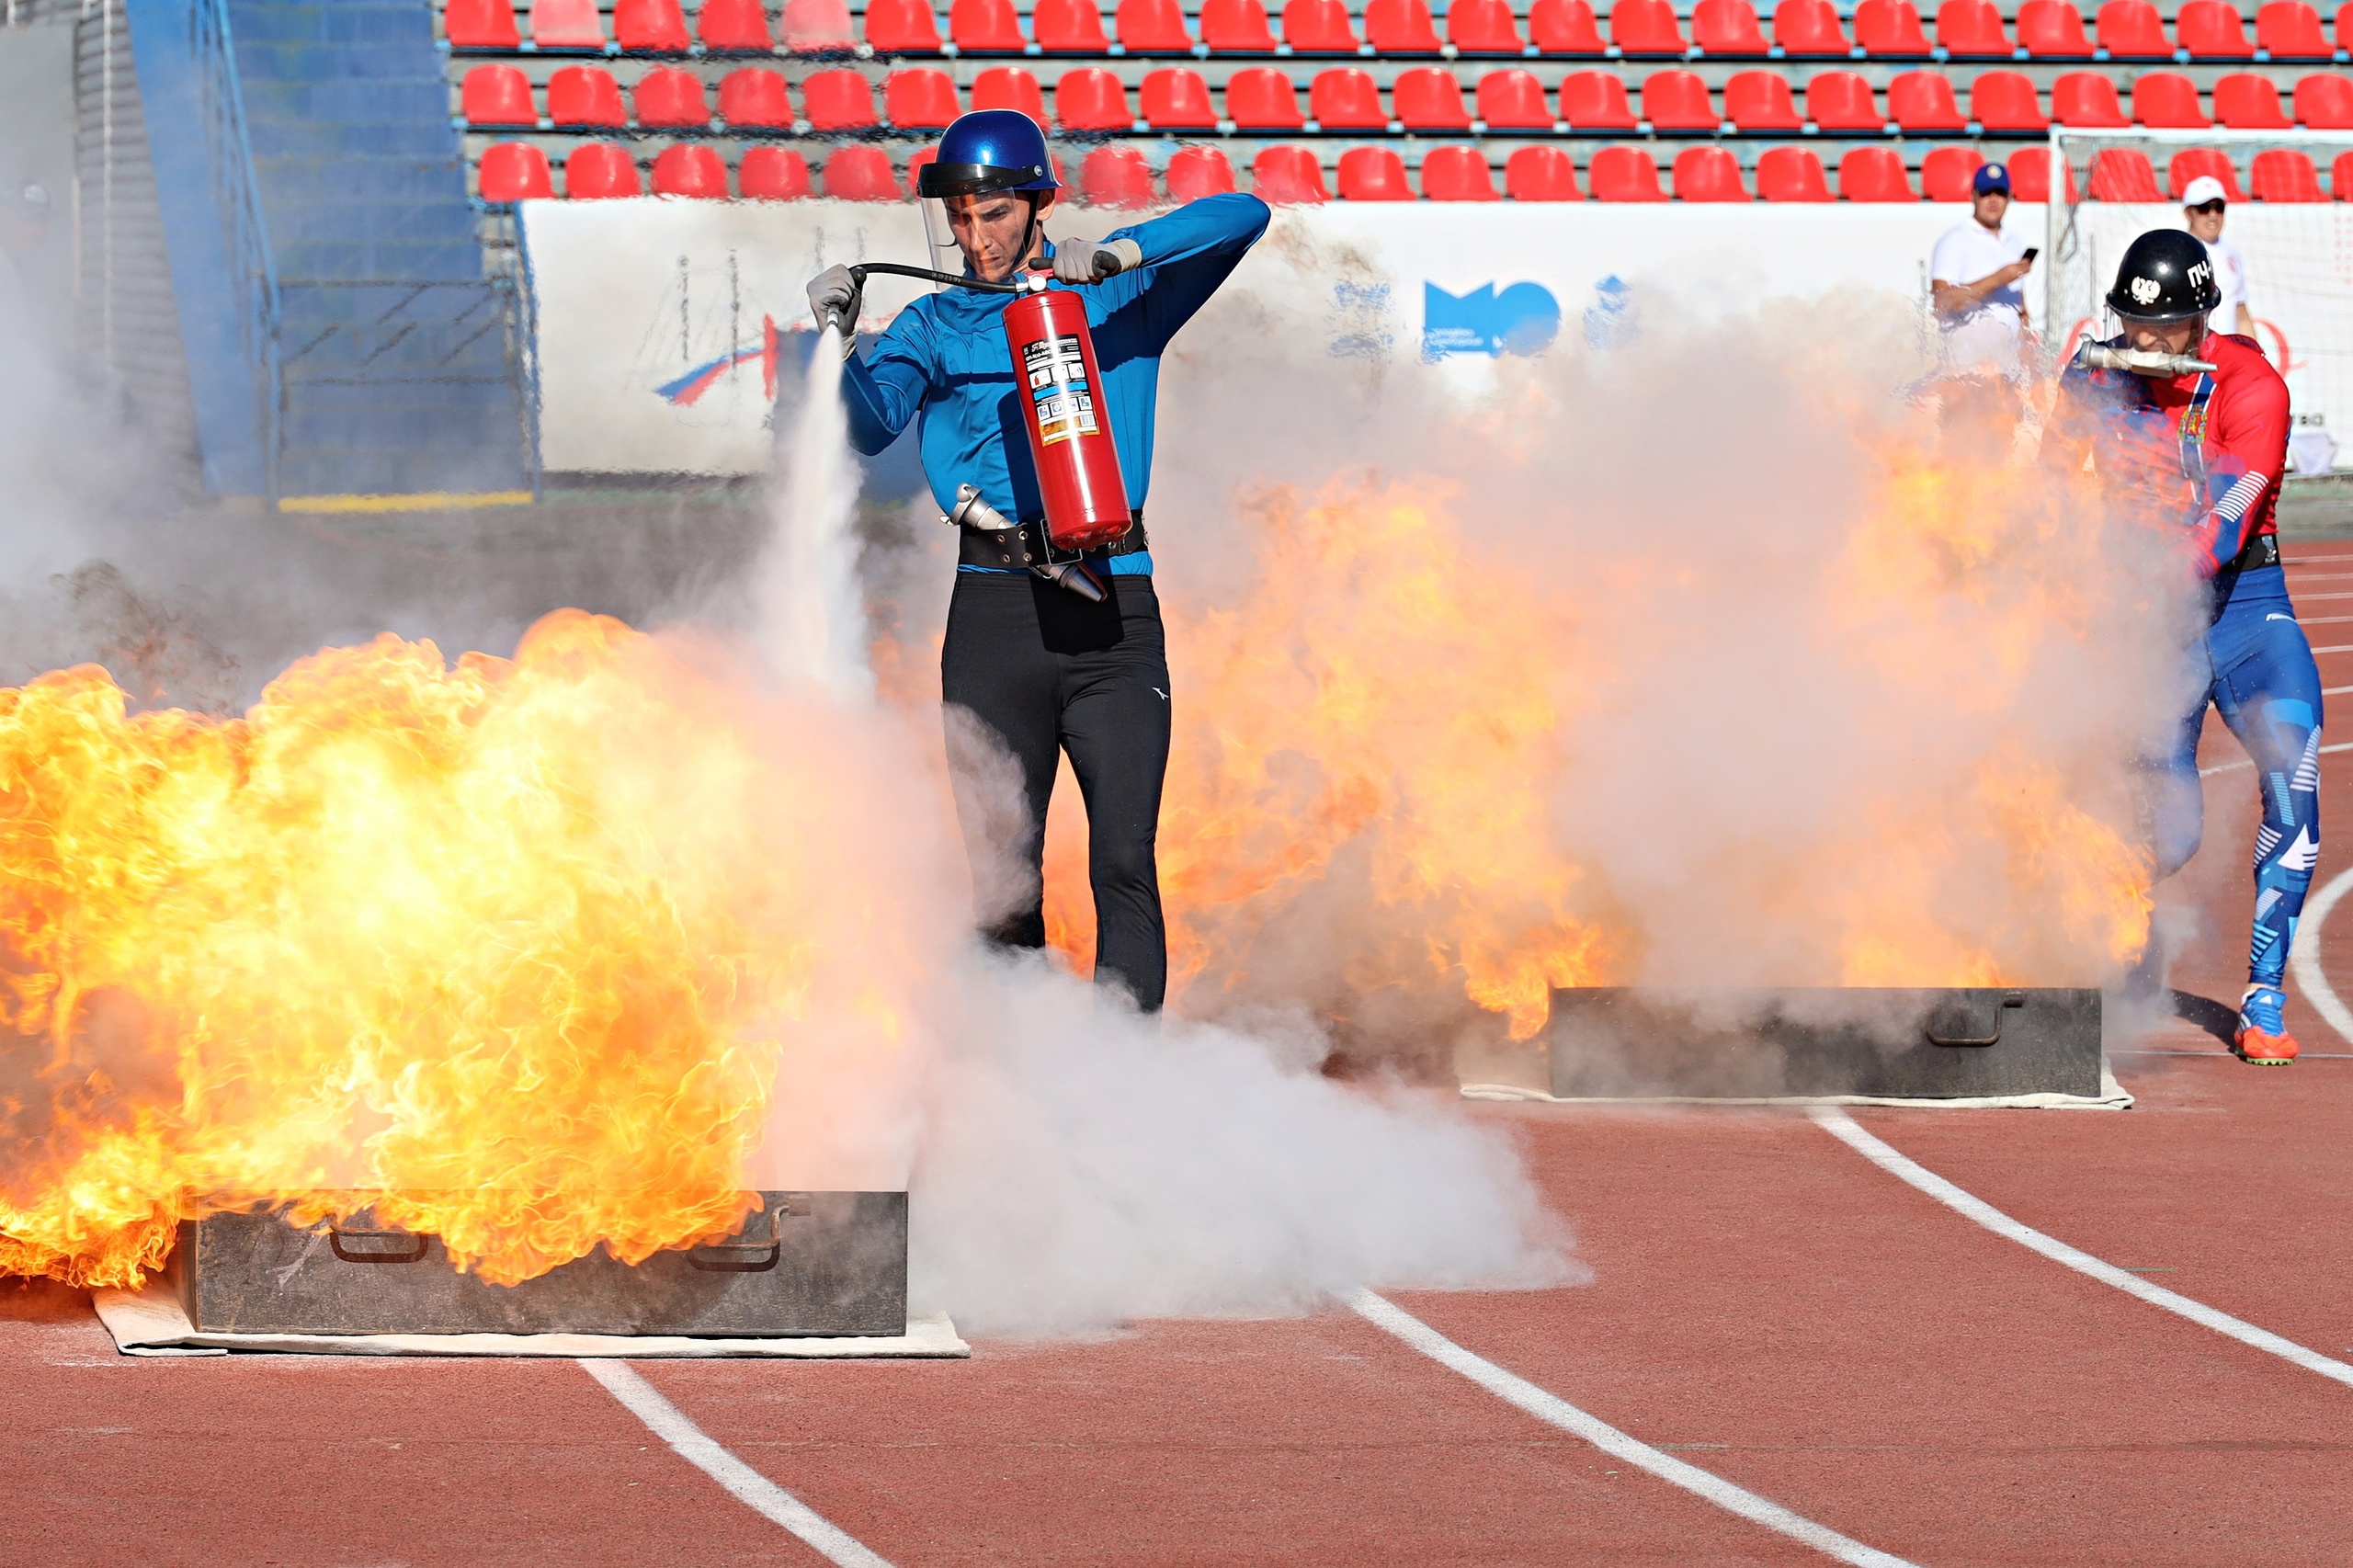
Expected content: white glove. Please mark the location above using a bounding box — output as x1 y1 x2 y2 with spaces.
1051 237 1143 285
807 264 862 335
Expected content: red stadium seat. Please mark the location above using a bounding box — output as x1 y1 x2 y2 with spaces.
564 142 640 198
1056 67 1131 129
801 68 878 129
698 0 772 50
1887 71 1966 130
1339 146 1412 199
1972 70 2046 130
1449 0 1526 51
1506 144 1583 199
1725 70 1803 129
2088 146 2162 198
1282 0 1360 50
1773 0 1849 52
1587 144 1666 199
782 0 856 50
1227 67 1305 126
1033 0 1108 51
2253 147 2326 199
2335 149 2353 198
633 66 711 128
2170 147 2245 199
1167 145 1237 199
2176 0 2255 55
1936 0 2009 54
446 0 521 49
651 144 728 198
906 145 938 187
2005 145 2076 199
883 67 959 126
950 0 1027 50
2094 0 2170 56
1756 145 1833 199
1840 145 1915 199
1365 0 1443 50
2052 71 2130 125
2257 1 2332 55
477 142 552 200
1478 68 1555 127
2214 74 2291 128
1643 68 1719 129
824 145 900 199
1422 144 1500 199
1852 0 1931 54
1253 144 1328 202
1692 0 1770 53
1674 145 1748 200
1920 142 1983 199
1393 67 1471 128
614 0 690 51
2013 0 2092 54
1805 70 1882 129
461 65 535 127
546 65 626 127
2133 72 2210 127
2297 73 2353 127
1529 0 1608 51
1199 0 1278 48
971 65 1047 127
721 68 796 127
739 146 813 199
1310 68 1387 128
531 0 605 48
864 0 943 50
1610 0 1687 53
1560 69 1640 128
1081 145 1156 207
1141 67 1216 127
1118 0 1195 50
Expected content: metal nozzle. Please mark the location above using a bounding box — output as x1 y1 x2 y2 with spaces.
942 482 1016 532
1038 561 1107 602
2075 344 2219 376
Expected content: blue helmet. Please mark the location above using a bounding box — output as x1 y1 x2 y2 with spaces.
916 108 1060 200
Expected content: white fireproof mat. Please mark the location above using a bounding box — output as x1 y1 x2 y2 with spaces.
1460 1057 2134 1111
92 1287 969 1358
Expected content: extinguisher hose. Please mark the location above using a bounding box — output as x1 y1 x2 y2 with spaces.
847 262 1026 295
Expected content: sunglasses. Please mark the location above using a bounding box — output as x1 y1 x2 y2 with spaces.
2188 200 2226 214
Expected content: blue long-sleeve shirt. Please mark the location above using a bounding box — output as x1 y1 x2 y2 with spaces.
843 192 1270 575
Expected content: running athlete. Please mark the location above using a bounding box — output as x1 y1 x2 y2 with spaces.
2053 230 2317 1063
804 110 1268 1011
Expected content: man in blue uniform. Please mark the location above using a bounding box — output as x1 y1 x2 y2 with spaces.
806 111 1268 1011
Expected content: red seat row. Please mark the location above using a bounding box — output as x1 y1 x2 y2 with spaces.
446 0 858 51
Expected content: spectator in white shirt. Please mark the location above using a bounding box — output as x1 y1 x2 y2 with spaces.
1929 163 2034 378
2179 174 2257 341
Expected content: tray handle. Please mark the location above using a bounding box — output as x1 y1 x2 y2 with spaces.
1924 991 2027 1048
328 1224 429 1264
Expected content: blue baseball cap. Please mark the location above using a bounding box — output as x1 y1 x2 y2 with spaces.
1973 163 2012 196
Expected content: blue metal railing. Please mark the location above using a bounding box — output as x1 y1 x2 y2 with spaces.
183 0 283 501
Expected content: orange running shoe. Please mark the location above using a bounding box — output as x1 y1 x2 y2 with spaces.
2234 985 2300 1065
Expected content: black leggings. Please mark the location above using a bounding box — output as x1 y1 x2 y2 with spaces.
940 572 1172 1010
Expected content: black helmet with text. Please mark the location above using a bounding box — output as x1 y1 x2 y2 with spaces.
2106 229 2222 324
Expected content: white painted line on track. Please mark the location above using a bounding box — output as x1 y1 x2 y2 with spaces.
2198 740 2353 777
1347 1290 1920 1568
581 1358 893 1568
1811 1110 2353 1392
2290 864 2353 1051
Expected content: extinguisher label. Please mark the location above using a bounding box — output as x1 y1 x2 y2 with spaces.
1022 335 1087 390
1023 334 1098 446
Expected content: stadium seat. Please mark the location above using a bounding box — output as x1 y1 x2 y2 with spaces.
1643 69 1720 130
2253 146 2327 199
1935 0 2010 55
906 145 939 187
2005 144 2076 199
697 0 772 50
2088 146 2162 197
2297 72 2353 126
633 66 711 128
1227 67 1306 126
1588 144 1666 199
1033 0 1108 51
781 0 856 51
1805 71 1883 130
1887 71 1966 130
546 66 626 127
1448 0 1526 52
1282 0 1361 51
2094 0 2170 57
564 142 640 198
1852 0 1932 54
739 146 813 199
1422 144 1500 199
1141 67 1217 127
824 145 900 199
1310 68 1388 128
1478 68 1555 127
1561 69 1641 128
1200 0 1278 48
950 0 1028 50
2133 72 2210 127
1338 145 1409 196
2215 73 2291 128
531 0 605 48
1972 70 2046 130
1756 145 1833 199
801 69 878 129
1726 70 1803 130
1610 0 1687 53
1773 0 1850 53
2257 1 2333 55
1119 0 1195 50
1529 0 1608 51
1393 67 1471 128
1506 144 1582 198
1840 145 1915 199
1168 144 1237 198
2052 71 2130 125
865 0 944 51
651 144 728 198
2335 149 2353 198
721 68 796 127
1365 0 1444 51
883 67 959 126
1056 68 1132 129
614 0 691 51
1253 143 1329 201
1674 145 1748 200
972 66 1048 127
2013 0 2092 54
1919 142 1983 199
461 65 535 128
1081 144 1156 207
2176 0 2255 55
1693 0 1770 53
446 0 521 50
477 142 552 200
2170 146 2245 199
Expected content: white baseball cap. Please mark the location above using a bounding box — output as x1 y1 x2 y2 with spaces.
2180 175 2229 207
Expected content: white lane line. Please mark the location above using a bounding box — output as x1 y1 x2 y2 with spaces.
2197 739 2353 777
2309 644 2353 654
581 1358 893 1568
2290 864 2353 1050
1346 1290 1920 1568
1810 1110 2353 1392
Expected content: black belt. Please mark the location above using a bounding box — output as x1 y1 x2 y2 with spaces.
2222 531 2280 574
957 512 1148 572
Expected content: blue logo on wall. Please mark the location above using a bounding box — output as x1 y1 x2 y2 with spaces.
1424 281 1562 359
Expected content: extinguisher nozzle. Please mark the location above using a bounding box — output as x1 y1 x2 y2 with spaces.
1042 561 1108 602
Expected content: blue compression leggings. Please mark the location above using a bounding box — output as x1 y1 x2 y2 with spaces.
2149 564 2325 989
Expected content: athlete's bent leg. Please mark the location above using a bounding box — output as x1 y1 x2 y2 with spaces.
941 575 1064 952
1058 577 1173 1012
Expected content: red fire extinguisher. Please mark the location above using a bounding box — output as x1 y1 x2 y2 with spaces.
1001 278 1132 553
